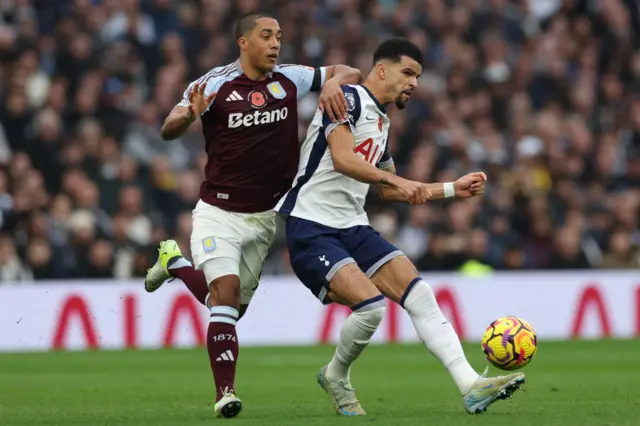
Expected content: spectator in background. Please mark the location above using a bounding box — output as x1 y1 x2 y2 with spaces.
1 0 640 282
0 233 31 281
396 205 431 262
601 230 640 269
123 101 190 171
548 227 591 269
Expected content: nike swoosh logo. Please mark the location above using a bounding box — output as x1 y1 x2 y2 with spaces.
365 114 378 121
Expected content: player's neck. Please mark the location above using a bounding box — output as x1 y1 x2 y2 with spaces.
239 57 269 81
361 80 390 109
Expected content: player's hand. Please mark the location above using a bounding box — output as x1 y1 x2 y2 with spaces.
188 83 217 119
395 178 432 204
453 172 487 198
319 78 348 123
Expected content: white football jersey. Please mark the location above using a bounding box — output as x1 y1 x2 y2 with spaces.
276 85 394 229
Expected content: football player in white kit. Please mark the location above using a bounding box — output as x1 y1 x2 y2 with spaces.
276 38 525 416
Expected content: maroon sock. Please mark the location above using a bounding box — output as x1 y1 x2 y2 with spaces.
208 306 239 401
168 262 209 306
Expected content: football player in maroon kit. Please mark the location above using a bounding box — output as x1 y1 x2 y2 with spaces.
143 12 361 418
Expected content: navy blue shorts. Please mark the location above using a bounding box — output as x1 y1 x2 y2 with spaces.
285 217 404 304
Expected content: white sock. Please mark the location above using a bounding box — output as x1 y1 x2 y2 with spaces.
167 257 192 269
326 297 386 382
403 279 479 394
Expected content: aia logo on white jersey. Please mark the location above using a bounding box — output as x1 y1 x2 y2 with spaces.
355 138 385 165
228 107 289 128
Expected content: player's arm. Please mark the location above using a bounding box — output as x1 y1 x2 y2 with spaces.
319 65 362 121
327 124 431 205
376 163 406 202
323 65 362 85
278 64 361 122
160 104 195 140
376 164 445 202
160 81 217 140
377 164 488 202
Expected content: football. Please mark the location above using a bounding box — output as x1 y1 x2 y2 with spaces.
481 316 537 371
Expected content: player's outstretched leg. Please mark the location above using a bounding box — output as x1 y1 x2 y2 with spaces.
144 240 209 305
372 256 525 414
144 240 254 319
169 263 209 306
318 263 385 417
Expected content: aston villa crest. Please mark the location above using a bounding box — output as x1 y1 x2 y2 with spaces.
267 81 287 99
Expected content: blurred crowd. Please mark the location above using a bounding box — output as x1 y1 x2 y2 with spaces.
1 0 640 282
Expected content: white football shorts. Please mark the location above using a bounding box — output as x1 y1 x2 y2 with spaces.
190 199 276 305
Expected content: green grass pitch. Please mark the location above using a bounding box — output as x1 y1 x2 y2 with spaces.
1 340 639 425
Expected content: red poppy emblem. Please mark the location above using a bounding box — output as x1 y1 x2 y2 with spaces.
249 91 267 109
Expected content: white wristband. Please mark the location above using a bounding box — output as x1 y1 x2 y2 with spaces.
443 182 455 198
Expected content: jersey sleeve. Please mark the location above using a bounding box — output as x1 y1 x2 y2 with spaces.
377 141 394 170
175 72 231 113
277 64 327 100
176 82 195 108
323 85 361 139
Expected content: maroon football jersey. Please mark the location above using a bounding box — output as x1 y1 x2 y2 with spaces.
178 60 325 213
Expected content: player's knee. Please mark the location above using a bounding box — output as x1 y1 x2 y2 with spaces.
209 275 241 307
202 258 241 307
363 305 386 329
351 296 386 333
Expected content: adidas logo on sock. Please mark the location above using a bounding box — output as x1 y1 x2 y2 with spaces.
216 349 235 362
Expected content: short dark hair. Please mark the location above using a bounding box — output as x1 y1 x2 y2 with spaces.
373 38 423 67
235 12 276 39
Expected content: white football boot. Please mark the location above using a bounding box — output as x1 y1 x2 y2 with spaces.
144 240 182 292
317 365 366 416
214 388 242 418
463 369 525 414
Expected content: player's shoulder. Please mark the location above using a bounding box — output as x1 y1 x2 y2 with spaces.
351 85 380 107
272 64 315 81
317 84 364 131
274 64 315 73
196 61 242 91
351 85 387 119
338 85 366 119
339 84 360 106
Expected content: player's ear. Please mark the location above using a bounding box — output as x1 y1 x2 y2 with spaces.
237 36 248 51
375 63 387 80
